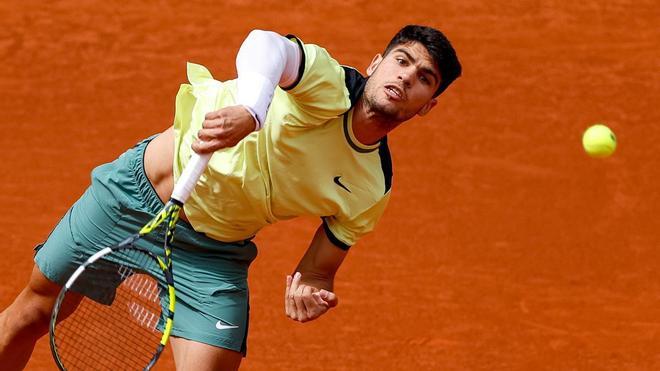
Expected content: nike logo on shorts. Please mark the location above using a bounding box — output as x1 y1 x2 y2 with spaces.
215 319 239 330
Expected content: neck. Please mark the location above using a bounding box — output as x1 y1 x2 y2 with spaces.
351 98 400 145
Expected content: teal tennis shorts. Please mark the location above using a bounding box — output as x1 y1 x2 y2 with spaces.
34 136 258 354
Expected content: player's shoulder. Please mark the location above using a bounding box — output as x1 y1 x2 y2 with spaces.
341 65 366 108
288 35 366 101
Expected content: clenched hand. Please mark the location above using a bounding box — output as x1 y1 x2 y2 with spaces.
285 272 338 323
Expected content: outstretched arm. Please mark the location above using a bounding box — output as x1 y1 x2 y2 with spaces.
285 224 348 323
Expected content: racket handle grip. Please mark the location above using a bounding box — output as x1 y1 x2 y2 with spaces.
171 152 212 204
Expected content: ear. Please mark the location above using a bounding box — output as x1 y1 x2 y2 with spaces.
416 98 438 116
366 54 383 76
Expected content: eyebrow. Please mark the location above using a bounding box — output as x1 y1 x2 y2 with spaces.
393 47 440 86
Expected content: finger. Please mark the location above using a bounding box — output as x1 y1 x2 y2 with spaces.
305 290 330 321
202 117 227 129
287 275 299 321
311 291 328 306
204 110 223 120
301 286 318 317
192 138 225 154
293 277 307 322
195 136 222 150
192 140 212 154
285 275 292 317
290 271 302 292
318 289 339 308
197 127 224 141
289 272 302 307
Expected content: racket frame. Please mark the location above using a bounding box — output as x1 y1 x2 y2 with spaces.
49 79 216 369
49 200 182 370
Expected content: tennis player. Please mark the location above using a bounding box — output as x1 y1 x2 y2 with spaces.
0 25 461 370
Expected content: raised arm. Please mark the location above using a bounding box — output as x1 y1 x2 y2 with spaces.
193 30 301 153
285 224 348 323
235 29 301 129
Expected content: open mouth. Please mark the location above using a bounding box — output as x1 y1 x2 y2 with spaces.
384 84 405 101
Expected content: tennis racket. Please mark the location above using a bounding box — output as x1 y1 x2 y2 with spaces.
49 150 212 371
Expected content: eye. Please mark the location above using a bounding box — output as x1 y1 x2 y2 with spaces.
419 75 429 84
396 57 407 65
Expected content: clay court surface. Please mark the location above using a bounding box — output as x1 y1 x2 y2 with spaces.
1 1 659 370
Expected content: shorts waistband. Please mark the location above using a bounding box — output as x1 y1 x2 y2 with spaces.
129 135 169 216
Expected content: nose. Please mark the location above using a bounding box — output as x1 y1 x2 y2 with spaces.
398 67 413 87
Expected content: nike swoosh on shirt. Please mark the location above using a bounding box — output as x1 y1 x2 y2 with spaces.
333 176 351 193
215 320 239 330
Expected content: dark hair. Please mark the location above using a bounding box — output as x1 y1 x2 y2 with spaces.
384 25 462 97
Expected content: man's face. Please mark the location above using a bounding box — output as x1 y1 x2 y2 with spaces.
363 41 440 124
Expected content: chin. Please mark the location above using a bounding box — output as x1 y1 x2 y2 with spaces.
377 100 414 122
371 93 398 114
365 89 405 122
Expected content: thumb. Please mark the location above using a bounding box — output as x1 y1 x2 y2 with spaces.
318 289 338 307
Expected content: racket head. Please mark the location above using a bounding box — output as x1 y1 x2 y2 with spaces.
49 242 174 371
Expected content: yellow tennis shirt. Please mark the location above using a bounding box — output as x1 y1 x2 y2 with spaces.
172 38 392 248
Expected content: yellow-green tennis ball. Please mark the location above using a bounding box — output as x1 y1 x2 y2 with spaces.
582 124 617 158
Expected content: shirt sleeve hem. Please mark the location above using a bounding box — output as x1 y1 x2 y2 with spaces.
321 218 352 250
282 34 306 91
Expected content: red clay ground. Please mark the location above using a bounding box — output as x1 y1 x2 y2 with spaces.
1 1 659 370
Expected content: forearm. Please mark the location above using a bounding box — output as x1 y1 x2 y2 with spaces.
284 225 345 322
294 225 348 292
